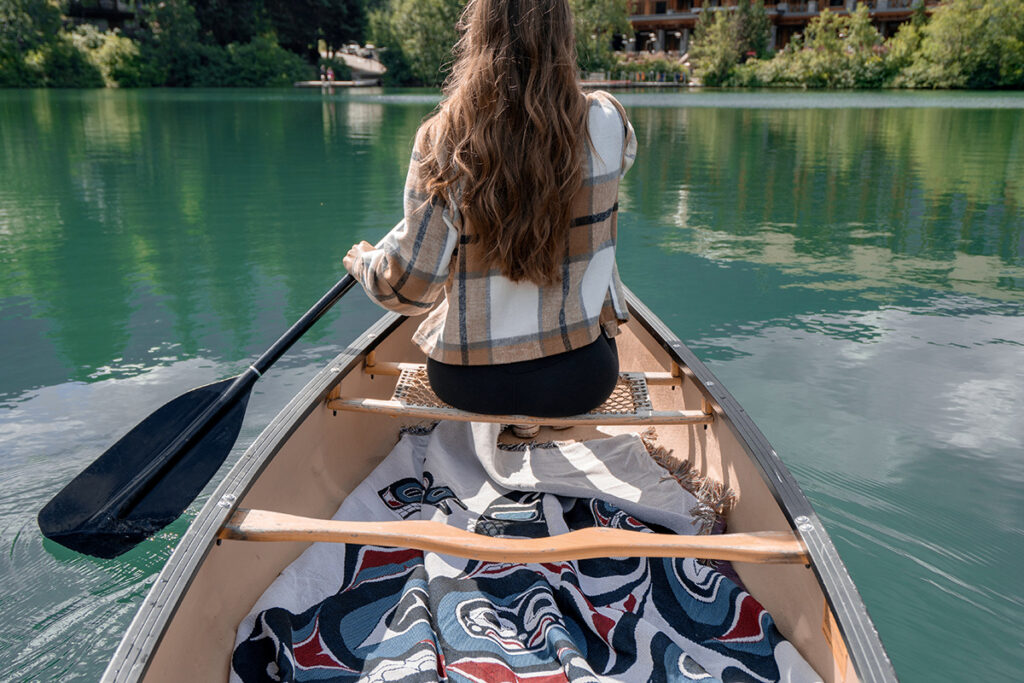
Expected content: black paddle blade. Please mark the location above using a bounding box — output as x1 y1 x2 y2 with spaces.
38 376 251 559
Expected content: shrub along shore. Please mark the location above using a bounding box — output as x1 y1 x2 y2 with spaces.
0 0 359 88
690 0 1024 89
2 0 1022 89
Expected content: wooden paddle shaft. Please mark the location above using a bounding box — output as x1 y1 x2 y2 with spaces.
219 509 810 565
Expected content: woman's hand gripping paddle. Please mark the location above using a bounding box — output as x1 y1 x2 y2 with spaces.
37 275 358 559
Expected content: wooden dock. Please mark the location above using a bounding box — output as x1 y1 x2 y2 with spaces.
297 79 688 90
580 80 688 89
294 80 381 88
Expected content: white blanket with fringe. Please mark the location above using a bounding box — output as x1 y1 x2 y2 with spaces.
230 421 820 682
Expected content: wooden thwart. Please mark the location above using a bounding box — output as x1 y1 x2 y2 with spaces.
219 509 810 565
326 398 712 425
327 360 715 426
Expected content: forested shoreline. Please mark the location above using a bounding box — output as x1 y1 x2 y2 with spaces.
0 0 362 87
2 0 1022 89
690 0 1024 89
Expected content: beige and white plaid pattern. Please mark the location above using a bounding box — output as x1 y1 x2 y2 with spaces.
349 91 637 366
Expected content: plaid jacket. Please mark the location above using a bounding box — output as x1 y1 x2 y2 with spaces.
348 90 637 365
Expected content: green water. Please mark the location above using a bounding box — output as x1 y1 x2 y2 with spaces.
1 88 1022 681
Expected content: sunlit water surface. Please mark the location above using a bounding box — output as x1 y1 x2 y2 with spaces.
1 88 1022 680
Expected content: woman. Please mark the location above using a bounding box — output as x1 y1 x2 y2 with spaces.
344 0 636 426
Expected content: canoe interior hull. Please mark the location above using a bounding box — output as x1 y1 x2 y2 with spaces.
105 295 890 682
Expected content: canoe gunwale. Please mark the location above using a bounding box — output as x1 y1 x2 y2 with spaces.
101 312 408 682
623 288 896 683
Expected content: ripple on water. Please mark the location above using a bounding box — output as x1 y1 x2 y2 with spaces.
696 293 1024 680
0 344 347 679
5 526 174 680
0 358 234 679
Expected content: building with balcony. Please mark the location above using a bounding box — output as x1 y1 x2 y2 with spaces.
627 0 939 54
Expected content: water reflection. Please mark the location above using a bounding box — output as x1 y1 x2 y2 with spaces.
344 102 387 141
0 345 355 680
0 90 433 399
701 298 1024 680
319 98 388 143
3 89 1024 680
623 106 1024 301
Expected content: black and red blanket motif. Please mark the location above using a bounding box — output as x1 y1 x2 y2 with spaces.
231 422 820 683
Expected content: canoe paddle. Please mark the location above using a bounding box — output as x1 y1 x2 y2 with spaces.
37 274 358 559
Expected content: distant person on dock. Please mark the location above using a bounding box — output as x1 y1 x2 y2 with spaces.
344 0 636 428
326 67 335 83
320 64 327 83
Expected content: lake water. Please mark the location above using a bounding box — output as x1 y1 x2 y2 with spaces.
1 88 1022 681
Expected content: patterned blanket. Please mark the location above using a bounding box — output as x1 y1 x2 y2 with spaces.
231 421 820 682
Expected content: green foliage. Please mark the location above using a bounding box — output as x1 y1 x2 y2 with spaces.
0 0 342 88
366 3 415 85
690 11 741 86
191 0 268 46
368 0 463 86
369 0 632 84
572 0 632 72
0 0 62 53
0 47 43 86
94 31 158 87
146 38 313 88
135 0 315 87
689 0 771 85
265 0 365 59
730 5 890 88
716 0 1024 89
68 24 144 87
0 0 59 85
368 47 416 87
29 36 106 87
885 15 925 79
693 5 715 45
736 0 771 60
227 36 313 86
139 0 203 86
7 0 1019 90
897 0 1024 88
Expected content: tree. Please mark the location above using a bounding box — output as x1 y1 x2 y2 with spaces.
368 0 464 86
0 0 61 85
0 0 61 53
35 35 106 87
191 0 268 47
264 0 366 60
571 0 631 72
693 4 715 45
138 0 205 86
898 0 1024 88
689 10 741 85
736 0 771 59
689 0 771 84
728 3 889 87
885 13 925 79
368 0 633 84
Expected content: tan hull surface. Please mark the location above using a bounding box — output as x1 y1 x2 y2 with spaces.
133 314 859 683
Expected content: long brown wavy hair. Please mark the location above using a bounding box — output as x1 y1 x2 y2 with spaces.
418 0 589 284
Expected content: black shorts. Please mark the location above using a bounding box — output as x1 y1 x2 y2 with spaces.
426 335 619 417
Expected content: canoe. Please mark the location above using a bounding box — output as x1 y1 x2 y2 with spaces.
101 287 896 682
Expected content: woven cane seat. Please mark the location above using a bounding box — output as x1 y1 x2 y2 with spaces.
392 365 653 416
